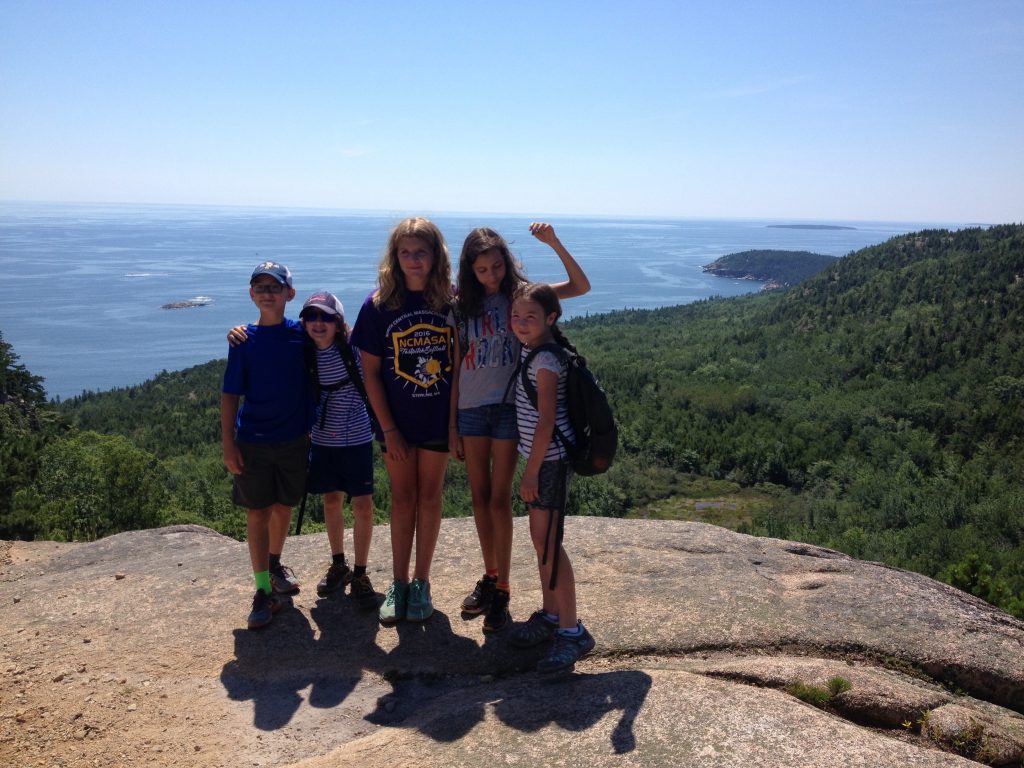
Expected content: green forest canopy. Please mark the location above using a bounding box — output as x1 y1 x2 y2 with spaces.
1 225 1022 617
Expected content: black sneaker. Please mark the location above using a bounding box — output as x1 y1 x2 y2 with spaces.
317 561 352 596
349 572 379 609
537 623 596 674
247 589 282 630
482 588 511 633
461 576 496 615
270 562 300 594
509 609 559 648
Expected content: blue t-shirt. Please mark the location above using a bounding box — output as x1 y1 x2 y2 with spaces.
222 318 314 443
350 290 453 444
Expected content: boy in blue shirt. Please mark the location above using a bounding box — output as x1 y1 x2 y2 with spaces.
221 261 314 629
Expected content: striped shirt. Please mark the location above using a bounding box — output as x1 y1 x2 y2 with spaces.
310 344 373 448
515 345 574 461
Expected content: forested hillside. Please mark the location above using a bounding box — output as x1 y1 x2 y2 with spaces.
2 225 1021 616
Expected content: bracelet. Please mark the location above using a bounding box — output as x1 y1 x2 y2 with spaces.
382 427 399 434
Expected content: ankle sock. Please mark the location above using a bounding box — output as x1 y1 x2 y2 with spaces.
269 553 282 569
496 581 510 593
254 570 272 594
558 624 583 637
543 611 559 624
353 564 367 577
332 552 347 566
483 572 498 582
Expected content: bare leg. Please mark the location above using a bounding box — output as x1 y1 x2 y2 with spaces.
463 436 496 571
411 449 449 582
488 439 518 584
383 449 418 582
268 503 293 554
246 507 273 573
351 493 374 566
323 491 345 556
528 506 577 627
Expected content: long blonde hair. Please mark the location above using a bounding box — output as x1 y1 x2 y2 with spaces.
374 217 452 311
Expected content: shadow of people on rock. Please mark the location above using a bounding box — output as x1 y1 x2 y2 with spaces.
219 597 318 731
493 670 652 754
306 593 388 709
365 609 485 740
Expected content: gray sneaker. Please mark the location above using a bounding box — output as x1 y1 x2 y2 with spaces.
537 622 596 674
405 578 434 622
379 580 408 625
509 609 559 648
270 562 300 594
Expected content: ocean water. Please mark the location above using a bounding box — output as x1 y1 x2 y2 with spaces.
0 202 957 400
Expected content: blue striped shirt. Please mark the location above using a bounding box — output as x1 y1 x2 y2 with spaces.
311 344 373 448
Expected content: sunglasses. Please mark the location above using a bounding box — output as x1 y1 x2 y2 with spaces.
252 283 285 294
302 311 336 323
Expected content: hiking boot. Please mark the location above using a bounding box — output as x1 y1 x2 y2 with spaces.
536 622 596 674
379 579 408 625
406 578 434 622
461 576 496 615
270 562 300 594
316 561 352 596
247 589 282 630
349 572 378 609
482 588 511 633
508 609 559 648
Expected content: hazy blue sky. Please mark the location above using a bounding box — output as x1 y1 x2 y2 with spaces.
2 1 1021 222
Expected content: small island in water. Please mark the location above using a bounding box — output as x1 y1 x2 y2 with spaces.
161 296 213 310
703 249 837 288
767 224 856 230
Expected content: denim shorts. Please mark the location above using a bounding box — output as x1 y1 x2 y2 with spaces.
457 403 518 440
307 442 374 497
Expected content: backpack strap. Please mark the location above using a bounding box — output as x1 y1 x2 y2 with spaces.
337 339 380 434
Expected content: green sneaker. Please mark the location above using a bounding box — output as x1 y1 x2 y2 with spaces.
405 578 434 622
379 579 408 625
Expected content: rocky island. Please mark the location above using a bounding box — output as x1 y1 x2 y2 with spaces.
703 249 837 288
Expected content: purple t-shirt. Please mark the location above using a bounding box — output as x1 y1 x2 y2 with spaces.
350 290 453 444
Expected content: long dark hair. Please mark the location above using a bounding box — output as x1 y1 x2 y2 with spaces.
513 282 584 364
455 227 528 317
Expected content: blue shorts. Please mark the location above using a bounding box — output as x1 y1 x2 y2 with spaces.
307 442 374 498
457 403 518 440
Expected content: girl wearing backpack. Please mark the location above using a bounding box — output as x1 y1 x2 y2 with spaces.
506 282 595 674
299 291 379 608
449 223 589 634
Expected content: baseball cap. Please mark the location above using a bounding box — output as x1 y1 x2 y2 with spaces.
250 261 293 287
301 290 344 319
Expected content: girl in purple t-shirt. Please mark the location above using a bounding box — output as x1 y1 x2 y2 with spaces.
351 217 454 625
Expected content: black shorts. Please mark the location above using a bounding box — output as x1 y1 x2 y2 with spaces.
307 442 374 497
526 459 571 513
232 434 309 510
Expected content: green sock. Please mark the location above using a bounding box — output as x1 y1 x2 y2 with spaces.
254 570 272 594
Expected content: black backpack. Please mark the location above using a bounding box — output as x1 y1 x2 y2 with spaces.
517 343 617 476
